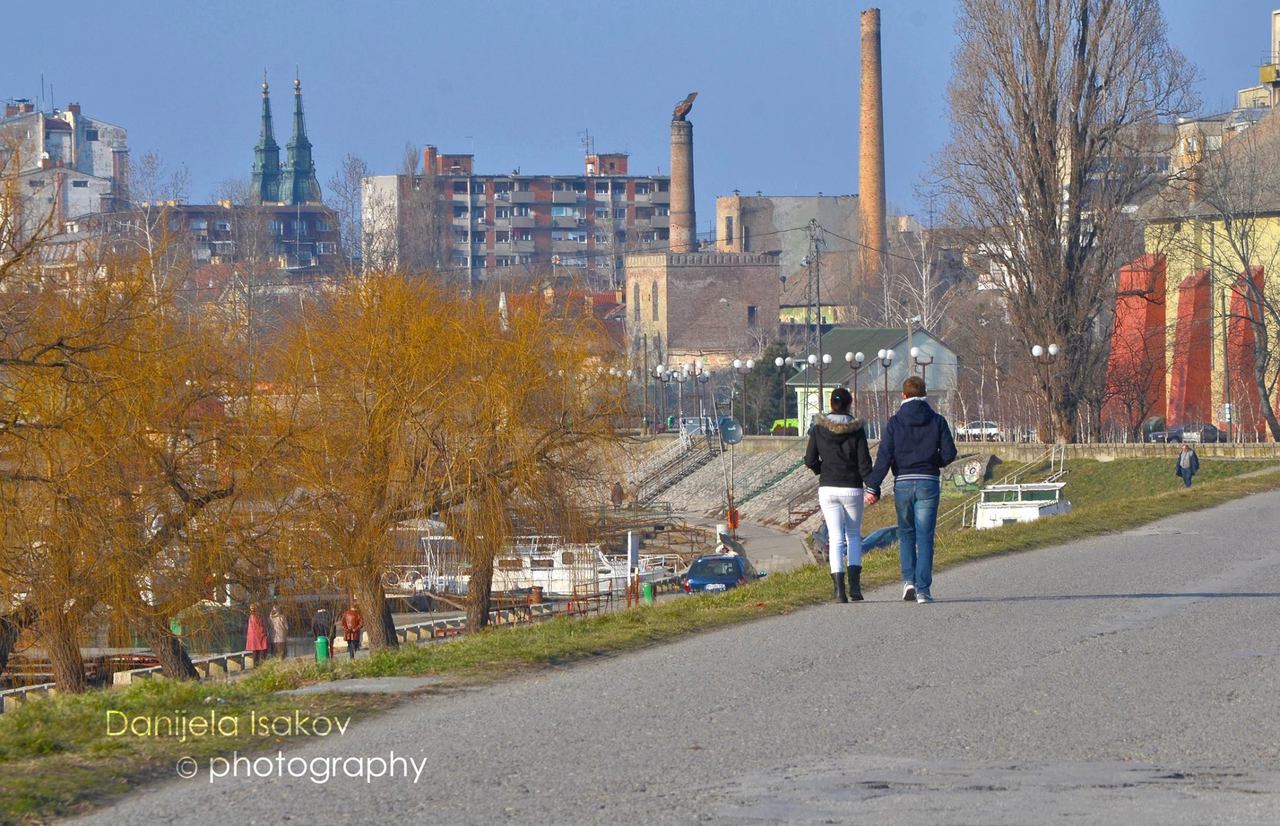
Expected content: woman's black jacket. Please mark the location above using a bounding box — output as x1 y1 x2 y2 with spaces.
804 414 874 488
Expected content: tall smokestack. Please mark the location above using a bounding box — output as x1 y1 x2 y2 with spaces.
858 8 887 288
670 92 698 253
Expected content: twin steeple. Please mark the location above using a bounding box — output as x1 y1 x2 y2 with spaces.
252 72 321 206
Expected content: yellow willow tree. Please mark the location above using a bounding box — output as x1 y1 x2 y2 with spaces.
424 291 629 631
0 246 281 688
275 275 456 650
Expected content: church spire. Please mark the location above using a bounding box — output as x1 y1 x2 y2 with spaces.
250 72 281 204
280 73 321 205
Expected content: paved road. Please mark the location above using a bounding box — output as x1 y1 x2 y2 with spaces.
78 490 1280 824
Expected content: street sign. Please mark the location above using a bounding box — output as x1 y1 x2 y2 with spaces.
719 417 743 444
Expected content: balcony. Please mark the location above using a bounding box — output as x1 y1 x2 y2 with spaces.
551 216 579 229
652 191 670 205
511 190 537 204
652 215 669 228
510 215 535 228
513 240 536 253
551 190 577 204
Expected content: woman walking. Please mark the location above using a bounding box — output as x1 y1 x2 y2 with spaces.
805 387 874 602
1176 443 1200 488
245 603 269 665
340 600 365 660
268 604 288 659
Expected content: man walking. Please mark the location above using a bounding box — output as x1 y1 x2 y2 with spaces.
1175 443 1200 488
864 375 957 604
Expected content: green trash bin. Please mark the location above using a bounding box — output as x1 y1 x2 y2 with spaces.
641 582 656 606
315 635 330 663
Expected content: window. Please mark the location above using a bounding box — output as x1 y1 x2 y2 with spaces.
614 208 626 220
71 179 89 188
314 220 330 232
656 205 669 216
657 181 669 192
633 282 641 322
190 219 208 231
742 226 749 251
495 206 511 219
494 182 512 193
453 181 469 193
651 282 659 321
214 221 231 232
595 207 609 218
454 205 469 218
635 183 652 195
84 128 99 141
496 256 514 267
747 305 758 328
725 216 734 244
572 182 586 193
551 205 581 217
636 207 653 220
516 229 532 241
471 256 487 268
27 179 44 188
594 181 609 194
495 230 511 243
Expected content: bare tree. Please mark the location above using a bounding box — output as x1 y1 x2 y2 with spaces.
328 153 370 274
940 0 1196 441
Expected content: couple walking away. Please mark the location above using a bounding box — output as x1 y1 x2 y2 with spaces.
805 375 957 604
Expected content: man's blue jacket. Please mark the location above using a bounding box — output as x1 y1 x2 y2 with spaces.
865 397 957 498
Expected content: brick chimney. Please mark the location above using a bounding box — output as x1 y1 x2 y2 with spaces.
67 102 80 115
858 8 887 289
669 118 696 253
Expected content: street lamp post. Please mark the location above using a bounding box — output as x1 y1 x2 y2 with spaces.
654 364 673 432
844 351 865 413
877 348 896 426
1030 343 1061 442
731 358 754 427
910 346 935 383
675 367 689 421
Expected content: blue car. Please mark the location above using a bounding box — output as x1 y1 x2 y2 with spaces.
681 554 763 593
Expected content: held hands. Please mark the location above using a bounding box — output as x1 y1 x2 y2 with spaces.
863 492 879 506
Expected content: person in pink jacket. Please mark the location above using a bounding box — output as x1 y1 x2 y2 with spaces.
245 602 270 665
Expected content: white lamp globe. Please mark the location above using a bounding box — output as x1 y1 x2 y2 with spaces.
807 354 818 365
1048 343 1060 357
774 356 784 367
910 346 920 358
746 359 755 369
1032 344 1044 358
844 351 854 363
732 359 742 369
885 349 895 362
855 351 865 363
822 353 832 364
877 349 886 359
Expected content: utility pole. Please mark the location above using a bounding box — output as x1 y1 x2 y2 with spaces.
807 219 825 407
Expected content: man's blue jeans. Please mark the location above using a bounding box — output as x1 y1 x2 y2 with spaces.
894 479 941 596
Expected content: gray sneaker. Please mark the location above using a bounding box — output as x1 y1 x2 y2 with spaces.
902 583 916 601
916 593 934 604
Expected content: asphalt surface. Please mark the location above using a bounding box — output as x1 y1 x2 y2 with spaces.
76 489 1280 825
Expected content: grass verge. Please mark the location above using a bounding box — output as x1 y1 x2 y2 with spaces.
1 457 1277 822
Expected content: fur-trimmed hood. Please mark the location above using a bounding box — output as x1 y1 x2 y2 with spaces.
811 413 866 434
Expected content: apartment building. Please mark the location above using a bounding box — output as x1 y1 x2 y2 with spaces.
362 146 671 287
0 98 129 241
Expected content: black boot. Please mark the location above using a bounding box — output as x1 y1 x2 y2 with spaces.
847 565 864 601
831 573 848 603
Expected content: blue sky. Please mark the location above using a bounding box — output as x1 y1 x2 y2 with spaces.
3 0 1275 227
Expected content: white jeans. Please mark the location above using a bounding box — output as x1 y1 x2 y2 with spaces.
819 486 864 573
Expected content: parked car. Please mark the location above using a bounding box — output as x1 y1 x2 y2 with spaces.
955 420 1003 441
681 554 764 593
1149 422 1224 443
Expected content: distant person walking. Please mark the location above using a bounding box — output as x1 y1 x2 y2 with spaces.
1176 443 1200 488
311 608 335 662
269 604 288 659
245 603 269 664
805 387 874 603
865 376 957 604
340 601 365 660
